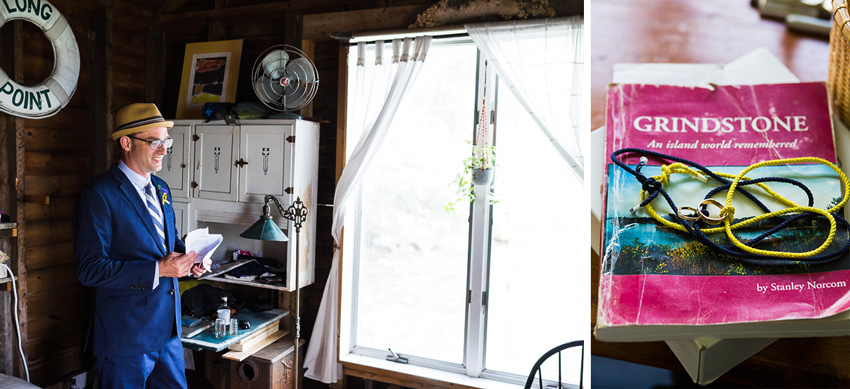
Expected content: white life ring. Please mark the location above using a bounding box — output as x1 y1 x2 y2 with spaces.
0 0 79 119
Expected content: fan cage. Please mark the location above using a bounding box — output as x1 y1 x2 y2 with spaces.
251 45 320 112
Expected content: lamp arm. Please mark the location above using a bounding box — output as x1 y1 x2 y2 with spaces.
264 194 287 218
264 194 308 233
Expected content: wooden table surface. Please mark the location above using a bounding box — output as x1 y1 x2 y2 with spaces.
590 1 850 387
181 308 288 352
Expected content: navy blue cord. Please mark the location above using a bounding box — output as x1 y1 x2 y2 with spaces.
703 177 814 208
639 161 817 248
610 148 849 266
614 148 773 213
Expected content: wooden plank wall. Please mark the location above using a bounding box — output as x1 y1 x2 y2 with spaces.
19 7 90 382
0 17 25 380
15 0 161 384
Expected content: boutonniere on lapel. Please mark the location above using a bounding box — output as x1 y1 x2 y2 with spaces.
157 184 170 205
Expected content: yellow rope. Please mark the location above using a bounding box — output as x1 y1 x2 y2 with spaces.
639 157 849 258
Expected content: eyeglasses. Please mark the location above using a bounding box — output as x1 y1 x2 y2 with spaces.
127 135 173 150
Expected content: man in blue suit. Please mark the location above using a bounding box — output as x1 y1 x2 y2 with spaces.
75 103 206 388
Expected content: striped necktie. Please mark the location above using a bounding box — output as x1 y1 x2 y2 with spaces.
144 182 167 252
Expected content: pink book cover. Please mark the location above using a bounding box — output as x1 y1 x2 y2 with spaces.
597 82 850 336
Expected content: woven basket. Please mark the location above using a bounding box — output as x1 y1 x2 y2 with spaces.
830 0 850 126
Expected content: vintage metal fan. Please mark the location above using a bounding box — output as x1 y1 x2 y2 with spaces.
251 45 319 118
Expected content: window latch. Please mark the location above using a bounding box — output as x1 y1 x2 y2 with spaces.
386 348 408 364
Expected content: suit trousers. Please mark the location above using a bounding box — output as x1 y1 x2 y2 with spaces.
98 334 187 389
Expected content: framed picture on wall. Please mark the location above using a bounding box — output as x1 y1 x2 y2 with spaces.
176 39 243 119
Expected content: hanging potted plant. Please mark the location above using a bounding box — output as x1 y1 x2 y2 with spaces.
470 142 495 185
471 96 495 185
445 99 496 212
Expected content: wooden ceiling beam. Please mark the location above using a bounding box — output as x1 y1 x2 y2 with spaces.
303 5 430 42
162 0 191 14
160 1 420 23
161 2 294 23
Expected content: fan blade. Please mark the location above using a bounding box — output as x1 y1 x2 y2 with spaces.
283 89 309 110
261 50 289 79
253 75 284 103
286 58 315 83
282 81 298 98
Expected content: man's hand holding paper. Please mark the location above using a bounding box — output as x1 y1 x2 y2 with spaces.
185 227 223 273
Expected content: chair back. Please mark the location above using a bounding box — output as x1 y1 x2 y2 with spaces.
523 340 584 389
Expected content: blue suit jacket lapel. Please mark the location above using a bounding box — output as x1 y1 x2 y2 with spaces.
109 166 167 256
152 176 175 251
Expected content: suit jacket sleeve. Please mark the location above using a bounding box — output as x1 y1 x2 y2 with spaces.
75 184 157 290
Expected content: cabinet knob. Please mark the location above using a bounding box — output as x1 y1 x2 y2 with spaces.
193 134 200 141
181 163 187 168
191 181 198 188
284 187 293 194
234 158 248 168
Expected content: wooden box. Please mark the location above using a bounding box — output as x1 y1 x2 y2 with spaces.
229 335 305 389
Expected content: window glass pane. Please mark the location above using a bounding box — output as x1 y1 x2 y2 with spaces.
485 84 587 381
355 42 478 364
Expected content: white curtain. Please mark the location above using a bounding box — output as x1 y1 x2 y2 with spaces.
466 16 586 182
302 36 432 383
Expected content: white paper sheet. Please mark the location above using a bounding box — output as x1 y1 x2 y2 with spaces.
611 47 799 87
185 227 223 266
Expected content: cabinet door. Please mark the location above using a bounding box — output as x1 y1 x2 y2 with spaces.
238 125 294 203
171 200 190 240
154 124 192 199
195 125 239 201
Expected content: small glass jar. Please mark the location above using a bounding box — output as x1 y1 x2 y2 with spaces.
214 318 227 338
230 318 239 335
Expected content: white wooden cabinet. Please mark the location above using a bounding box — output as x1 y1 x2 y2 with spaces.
238 125 292 204
194 124 240 202
157 122 194 200
193 124 296 204
171 200 195 240
155 119 319 291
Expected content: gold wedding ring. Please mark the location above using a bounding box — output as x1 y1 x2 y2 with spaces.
677 199 729 225
677 206 700 221
698 199 728 225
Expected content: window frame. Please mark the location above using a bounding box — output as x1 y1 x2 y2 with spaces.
336 35 569 388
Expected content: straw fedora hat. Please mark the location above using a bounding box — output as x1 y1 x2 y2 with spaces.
111 103 174 140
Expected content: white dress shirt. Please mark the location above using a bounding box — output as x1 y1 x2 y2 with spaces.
117 160 162 288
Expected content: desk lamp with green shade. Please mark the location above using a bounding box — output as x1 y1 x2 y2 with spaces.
241 194 307 388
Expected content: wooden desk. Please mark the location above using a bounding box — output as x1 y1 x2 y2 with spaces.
181 309 288 352
591 1 850 387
